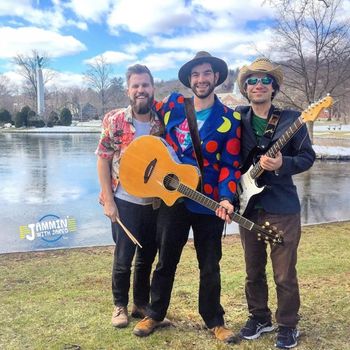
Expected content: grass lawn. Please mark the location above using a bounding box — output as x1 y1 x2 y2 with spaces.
1 221 349 350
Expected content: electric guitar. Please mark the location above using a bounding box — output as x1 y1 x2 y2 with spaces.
119 135 283 245
238 95 333 215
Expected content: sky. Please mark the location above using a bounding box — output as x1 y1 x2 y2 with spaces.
0 0 349 90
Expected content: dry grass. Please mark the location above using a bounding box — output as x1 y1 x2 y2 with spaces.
0 221 349 350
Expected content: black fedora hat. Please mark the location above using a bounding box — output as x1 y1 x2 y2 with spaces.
178 51 228 88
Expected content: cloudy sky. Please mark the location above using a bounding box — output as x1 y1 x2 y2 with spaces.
0 0 349 89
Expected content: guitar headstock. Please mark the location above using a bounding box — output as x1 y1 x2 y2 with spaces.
301 95 333 123
256 221 284 245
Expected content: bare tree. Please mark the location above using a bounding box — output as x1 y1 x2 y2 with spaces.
265 0 350 141
84 55 113 117
12 50 54 111
0 74 15 114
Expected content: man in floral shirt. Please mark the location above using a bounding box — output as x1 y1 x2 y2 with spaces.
133 52 241 343
96 64 164 328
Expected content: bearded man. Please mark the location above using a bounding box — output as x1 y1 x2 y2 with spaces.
96 64 167 329
133 52 241 344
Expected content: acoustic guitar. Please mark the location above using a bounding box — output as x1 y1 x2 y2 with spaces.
119 135 283 245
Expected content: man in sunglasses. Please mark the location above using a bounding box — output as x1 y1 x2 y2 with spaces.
235 58 315 349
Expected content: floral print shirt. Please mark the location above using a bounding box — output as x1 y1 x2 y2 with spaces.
95 105 164 192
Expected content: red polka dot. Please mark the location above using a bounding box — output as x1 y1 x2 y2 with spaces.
233 161 240 168
169 101 175 109
177 95 184 103
236 126 241 139
226 138 240 155
204 183 213 194
213 163 219 171
155 101 163 111
206 140 218 153
228 181 237 193
223 106 228 113
203 158 209 166
219 167 229 182
235 170 241 179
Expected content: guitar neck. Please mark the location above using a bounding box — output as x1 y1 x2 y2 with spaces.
250 116 304 179
177 182 256 232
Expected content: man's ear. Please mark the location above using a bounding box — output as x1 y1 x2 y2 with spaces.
214 72 219 85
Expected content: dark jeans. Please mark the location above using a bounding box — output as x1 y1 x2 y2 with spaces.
112 197 158 307
239 209 301 327
148 201 225 329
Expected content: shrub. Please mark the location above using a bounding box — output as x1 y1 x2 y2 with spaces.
14 106 32 127
48 111 59 125
28 119 45 128
15 111 25 128
0 109 12 123
60 107 72 126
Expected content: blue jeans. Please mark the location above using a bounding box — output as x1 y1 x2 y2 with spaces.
148 200 225 328
112 198 158 307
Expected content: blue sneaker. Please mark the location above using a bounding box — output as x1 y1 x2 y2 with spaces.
239 316 275 340
275 326 300 349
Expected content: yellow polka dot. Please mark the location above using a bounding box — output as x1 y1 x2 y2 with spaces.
233 111 241 120
164 111 170 125
216 153 221 161
217 117 231 133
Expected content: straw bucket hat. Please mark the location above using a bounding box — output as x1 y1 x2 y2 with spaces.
178 51 228 88
237 57 284 98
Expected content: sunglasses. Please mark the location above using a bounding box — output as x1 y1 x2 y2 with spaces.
245 76 273 85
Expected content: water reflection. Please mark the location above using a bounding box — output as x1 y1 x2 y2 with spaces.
0 133 349 254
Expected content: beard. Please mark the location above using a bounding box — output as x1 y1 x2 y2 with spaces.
191 82 215 99
130 93 154 115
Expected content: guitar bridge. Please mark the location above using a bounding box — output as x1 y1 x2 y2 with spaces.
144 158 157 183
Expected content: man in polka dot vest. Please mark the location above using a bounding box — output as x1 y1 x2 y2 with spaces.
133 51 241 343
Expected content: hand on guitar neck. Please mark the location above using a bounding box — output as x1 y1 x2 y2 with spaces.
260 151 283 172
216 199 234 223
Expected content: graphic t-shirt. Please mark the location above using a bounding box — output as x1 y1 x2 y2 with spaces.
175 107 212 151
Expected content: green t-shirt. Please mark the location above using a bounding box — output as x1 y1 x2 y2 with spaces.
252 114 268 141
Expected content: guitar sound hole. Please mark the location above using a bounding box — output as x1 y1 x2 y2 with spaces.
164 174 179 191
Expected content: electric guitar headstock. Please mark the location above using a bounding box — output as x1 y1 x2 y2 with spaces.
301 95 333 123
255 221 284 245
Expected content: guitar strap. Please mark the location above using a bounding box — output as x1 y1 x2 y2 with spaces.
258 107 282 152
184 97 204 192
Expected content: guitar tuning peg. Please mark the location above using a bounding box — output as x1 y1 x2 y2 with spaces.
265 221 270 226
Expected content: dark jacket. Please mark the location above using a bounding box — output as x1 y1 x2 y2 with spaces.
237 105 316 214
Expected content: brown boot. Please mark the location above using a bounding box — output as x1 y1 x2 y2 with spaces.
211 325 238 343
111 306 129 328
131 305 172 327
133 316 161 337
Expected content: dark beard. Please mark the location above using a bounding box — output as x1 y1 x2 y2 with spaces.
191 83 215 99
130 94 154 115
